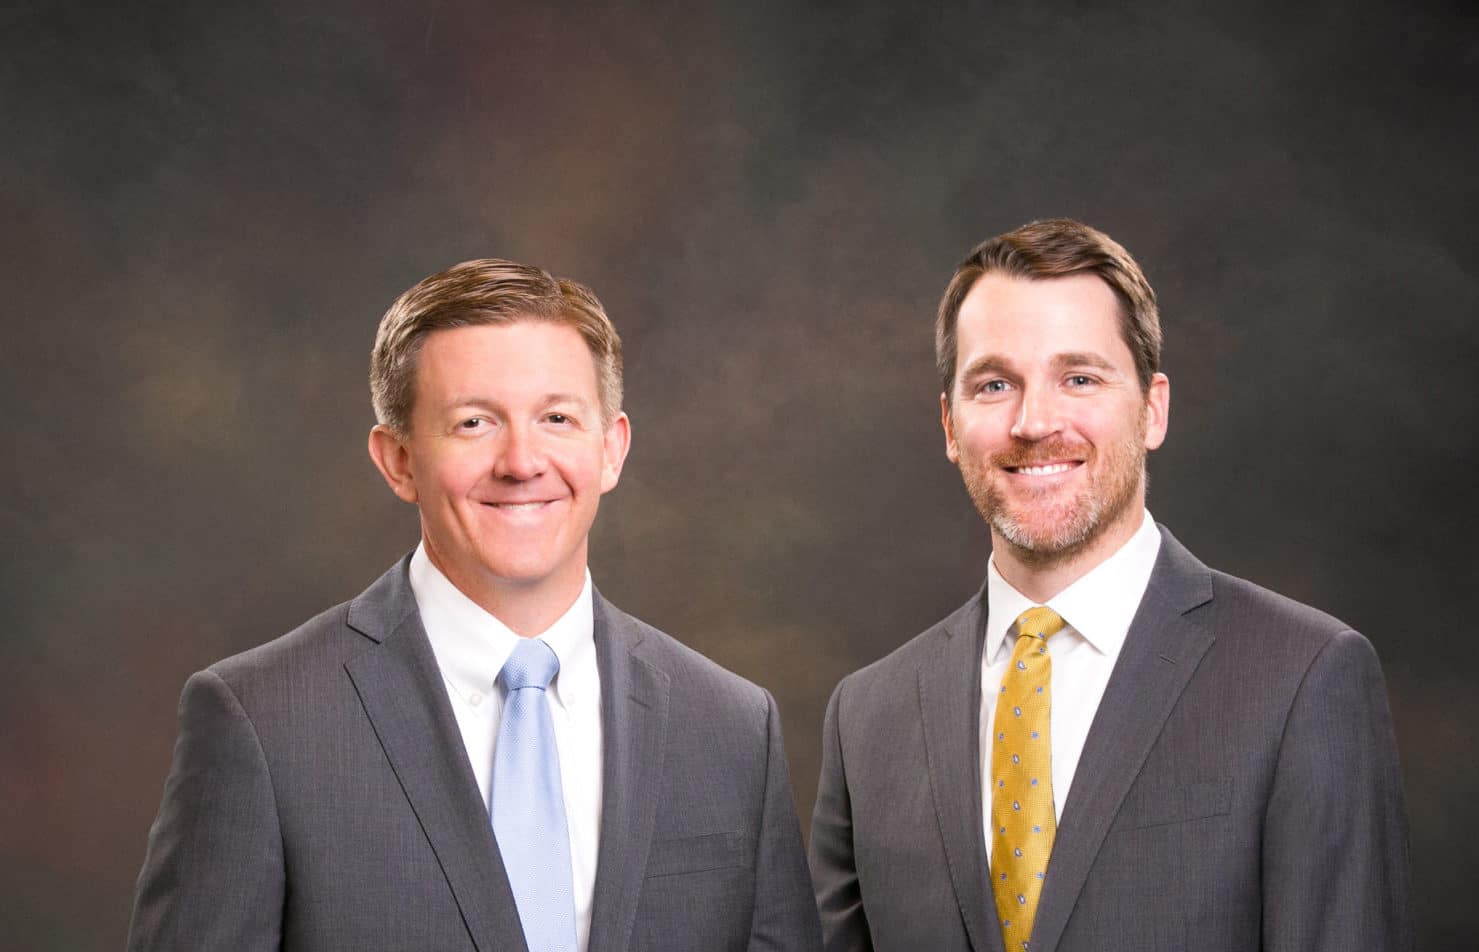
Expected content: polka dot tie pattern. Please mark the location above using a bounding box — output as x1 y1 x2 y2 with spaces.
990 606 1066 952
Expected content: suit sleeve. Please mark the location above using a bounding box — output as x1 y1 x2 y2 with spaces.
1261 629 1413 952
807 681 872 952
127 669 285 952
747 689 824 952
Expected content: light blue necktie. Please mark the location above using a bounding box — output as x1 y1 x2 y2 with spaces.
493 639 577 952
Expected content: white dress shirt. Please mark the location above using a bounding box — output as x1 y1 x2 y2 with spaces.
979 510 1161 861
410 544 603 952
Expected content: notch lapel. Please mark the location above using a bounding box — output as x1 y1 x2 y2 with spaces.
918 593 1005 952
585 593 671 952
343 561 528 952
1028 529 1216 952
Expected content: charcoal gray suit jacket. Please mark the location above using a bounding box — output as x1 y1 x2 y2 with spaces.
129 556 821 951
808 526 1411 952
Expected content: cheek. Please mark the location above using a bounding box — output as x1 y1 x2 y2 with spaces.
418 455 486 499
576 455 611 495
1071 403 1136 439
559 441 612 484
953 415 1007 452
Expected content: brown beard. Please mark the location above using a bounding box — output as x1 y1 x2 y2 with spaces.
957 427 1147 568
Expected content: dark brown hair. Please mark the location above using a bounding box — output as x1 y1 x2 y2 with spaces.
936 218 1161 405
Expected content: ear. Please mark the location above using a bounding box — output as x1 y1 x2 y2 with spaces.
368 424 419 504
599 412 632 494
941 393 961 463
1142 372 1170 450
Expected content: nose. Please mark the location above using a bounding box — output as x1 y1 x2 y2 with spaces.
1009 386 1065 442
492 423 545 481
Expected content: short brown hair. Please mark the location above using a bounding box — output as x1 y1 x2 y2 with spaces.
370 258 623 433
936 218 1161 405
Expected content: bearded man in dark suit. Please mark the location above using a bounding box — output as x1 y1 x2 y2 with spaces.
808 219 1411 952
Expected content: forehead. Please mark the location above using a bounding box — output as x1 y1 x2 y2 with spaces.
413 320 600 403
955 271 1131 367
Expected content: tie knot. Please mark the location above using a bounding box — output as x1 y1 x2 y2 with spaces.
1014 606 1066 642
500 638 560 692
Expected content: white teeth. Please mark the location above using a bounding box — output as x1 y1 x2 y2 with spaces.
1018 463 1074 476
494 501 546 510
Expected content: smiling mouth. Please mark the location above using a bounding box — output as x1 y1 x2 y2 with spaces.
484 501 554 510
1006 462 1082 476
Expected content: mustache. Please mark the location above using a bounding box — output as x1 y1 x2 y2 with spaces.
990 440 1091 469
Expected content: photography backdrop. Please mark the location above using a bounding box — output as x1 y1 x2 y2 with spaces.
4 1 1475 948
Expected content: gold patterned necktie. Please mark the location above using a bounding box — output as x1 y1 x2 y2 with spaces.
990 606 1067 952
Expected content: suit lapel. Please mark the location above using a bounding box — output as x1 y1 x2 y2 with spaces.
1028 529 1215 952
918 592 1005 952
586 592 671 952
342 559 528 952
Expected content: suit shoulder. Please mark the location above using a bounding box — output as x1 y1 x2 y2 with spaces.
611 602 772 715
834 595 976 698
204 596 364 695
1207 568 1354 636
1201 567 1381 675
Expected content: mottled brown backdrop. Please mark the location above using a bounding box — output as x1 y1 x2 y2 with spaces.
3 1 1475 949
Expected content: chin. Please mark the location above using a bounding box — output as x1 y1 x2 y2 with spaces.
995 517 1098 559
982 494 1093 545
484 561 560 587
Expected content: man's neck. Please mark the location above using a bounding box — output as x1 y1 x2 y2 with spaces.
472 587 581 638
990 507 1146 603
422 548 587 637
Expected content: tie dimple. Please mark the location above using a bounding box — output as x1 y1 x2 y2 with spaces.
500 638 559 692
990 606 1066 952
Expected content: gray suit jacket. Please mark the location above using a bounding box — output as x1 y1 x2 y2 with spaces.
808 527 1411 952
129 557 821 951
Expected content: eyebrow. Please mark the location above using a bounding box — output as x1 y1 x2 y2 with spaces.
444 392 592 408
957 355 1017 382
956 352 1122 383
538 392 592 408
1052 352 1120 375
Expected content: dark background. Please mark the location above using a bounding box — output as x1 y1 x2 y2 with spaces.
4 1 1475 948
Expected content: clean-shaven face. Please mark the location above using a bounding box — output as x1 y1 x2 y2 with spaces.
942 272 1167 565
386 321 628 606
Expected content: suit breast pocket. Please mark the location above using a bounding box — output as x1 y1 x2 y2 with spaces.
1110 777 1233 832
644 830 746 879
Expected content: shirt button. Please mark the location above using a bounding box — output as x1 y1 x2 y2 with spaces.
468 692 483 706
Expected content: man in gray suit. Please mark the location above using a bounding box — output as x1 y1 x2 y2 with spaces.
808 219 1411 952
129 259 821 951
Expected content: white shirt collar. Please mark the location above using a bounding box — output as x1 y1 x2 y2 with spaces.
985 510 1163 662
408 542 597 712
